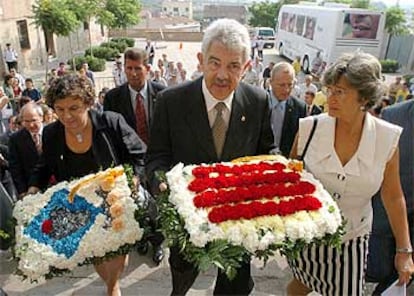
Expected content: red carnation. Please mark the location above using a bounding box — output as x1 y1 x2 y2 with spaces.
41 219 53 234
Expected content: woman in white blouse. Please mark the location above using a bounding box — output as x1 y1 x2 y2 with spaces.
288 52 414 295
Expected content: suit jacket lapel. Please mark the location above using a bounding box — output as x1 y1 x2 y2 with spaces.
147 81 157 124
282 97 294 137
23 129 37 155
53 122 69 180
122 84 136 128
184 80 217 160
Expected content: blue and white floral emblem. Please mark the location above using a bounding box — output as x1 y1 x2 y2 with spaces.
14 167 143 281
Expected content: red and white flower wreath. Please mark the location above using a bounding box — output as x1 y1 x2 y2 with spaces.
166 156 342 253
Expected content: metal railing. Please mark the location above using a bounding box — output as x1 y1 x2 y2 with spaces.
94 76 116 92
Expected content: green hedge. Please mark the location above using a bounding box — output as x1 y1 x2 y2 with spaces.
85 46 119 61
380 59 399 73
101 40 129 53
111 37 135 48
68 55 106 72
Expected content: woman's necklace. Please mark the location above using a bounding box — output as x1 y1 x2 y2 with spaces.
70 120 90 144
75 133 84 143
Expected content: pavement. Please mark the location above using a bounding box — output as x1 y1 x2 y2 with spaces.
0 250 293 296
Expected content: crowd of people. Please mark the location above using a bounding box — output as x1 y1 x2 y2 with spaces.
1 17 414 296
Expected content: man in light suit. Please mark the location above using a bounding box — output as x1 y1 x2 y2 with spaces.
146 19 274 295
9 102 43 198
268 62 307 157
366 100 414 294
104 47 166 265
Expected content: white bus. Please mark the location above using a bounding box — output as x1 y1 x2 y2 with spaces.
275 4 386 73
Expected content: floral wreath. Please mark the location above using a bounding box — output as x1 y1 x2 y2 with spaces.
157 155 345 279
13 166 146 282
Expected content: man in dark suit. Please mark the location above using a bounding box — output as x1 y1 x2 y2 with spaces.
104 48 165 145
366 100 414 294
304 90 322 116
104 47 166 265
268 62 307 157
146 19 274 295
9 102 43 198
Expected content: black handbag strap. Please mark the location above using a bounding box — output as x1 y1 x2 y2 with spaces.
298 117 318 161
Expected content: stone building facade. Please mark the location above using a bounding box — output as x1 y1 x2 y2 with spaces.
0 0 106 76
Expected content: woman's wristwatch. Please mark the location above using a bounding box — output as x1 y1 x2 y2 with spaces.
396 247 413 254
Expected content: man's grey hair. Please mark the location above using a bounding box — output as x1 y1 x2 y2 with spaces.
270 62 296 80
20 102 44 118
201 19 251 63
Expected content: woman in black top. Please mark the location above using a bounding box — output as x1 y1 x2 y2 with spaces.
28 74 146 296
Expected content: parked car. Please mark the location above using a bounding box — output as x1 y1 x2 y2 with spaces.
252 27 276 48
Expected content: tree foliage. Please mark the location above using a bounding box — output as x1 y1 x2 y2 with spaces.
322 0 369 8
105 0 142 29
71 0 141 29
249 1 279 28
249 0 300 29
32 0 142 35
385 6 409 35
351 0 370 8
31 0 79 37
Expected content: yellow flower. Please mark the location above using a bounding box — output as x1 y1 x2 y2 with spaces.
110 202 124 218
107 190 121 206
112 218 124 232
100 176 115 192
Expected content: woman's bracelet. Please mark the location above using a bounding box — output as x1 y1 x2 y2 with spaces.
396 247 413 254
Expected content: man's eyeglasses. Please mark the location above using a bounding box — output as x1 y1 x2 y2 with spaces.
326 87 346 99
22 118 42 124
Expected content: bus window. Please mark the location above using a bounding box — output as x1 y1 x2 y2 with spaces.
305 17 316 40
296 15 305 36
281 12 289 30
288 14 296 33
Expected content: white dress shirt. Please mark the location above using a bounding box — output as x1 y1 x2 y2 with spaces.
202 79 233 127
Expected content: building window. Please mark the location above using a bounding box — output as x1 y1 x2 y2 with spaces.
186 8 189 12
84 21 89 31
173 7 179 12
17 20 31 49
